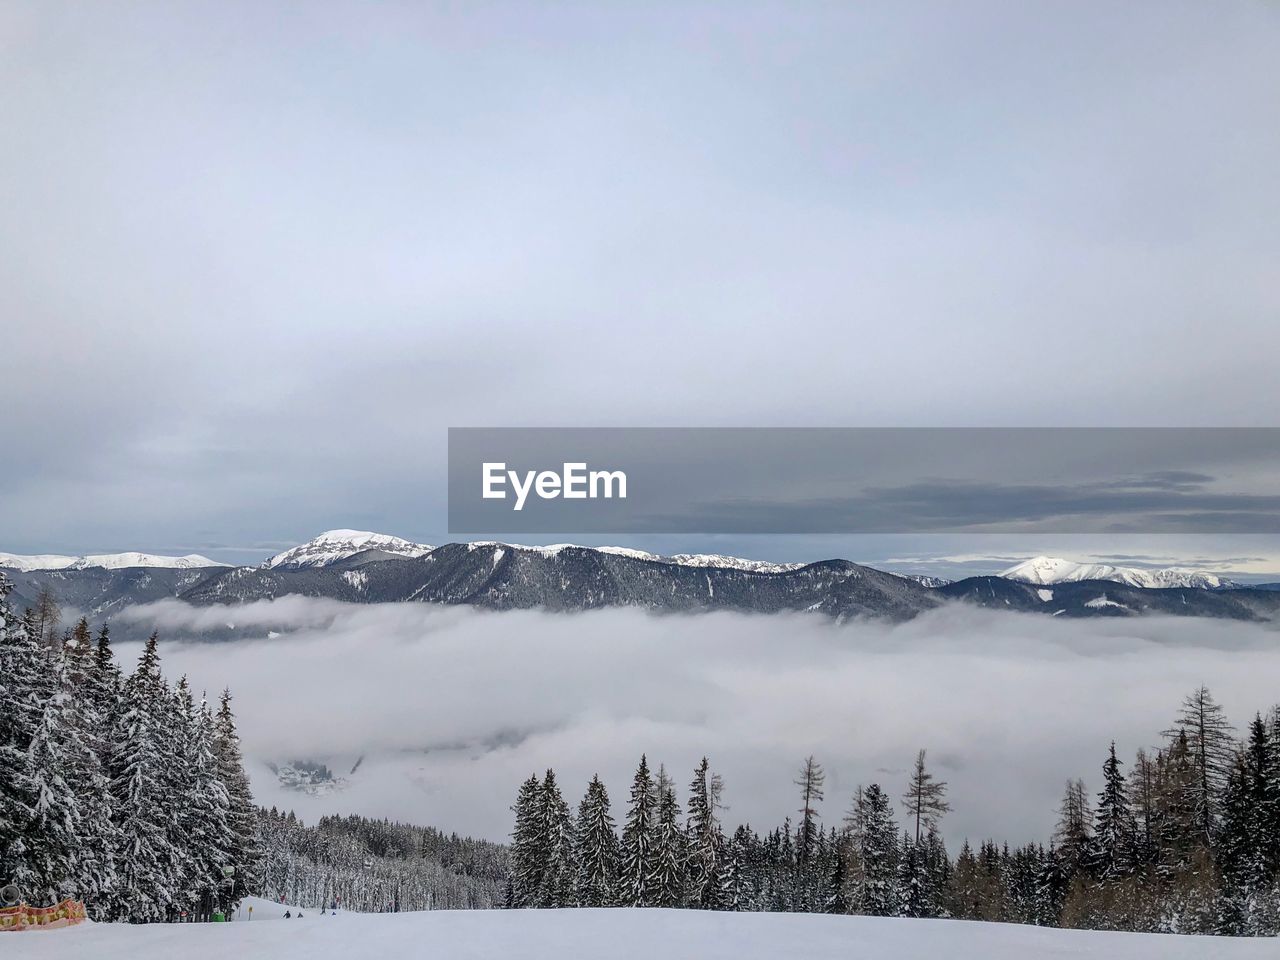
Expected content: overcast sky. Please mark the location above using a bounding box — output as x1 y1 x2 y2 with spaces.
2 2 1278 573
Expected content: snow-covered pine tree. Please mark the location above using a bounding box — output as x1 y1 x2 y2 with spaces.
920 825 951 918
1091 742 1138 883
1034 842 1068 926
19 650 83 905
1216 714 1280 935
0 574 43 895
59 617 118 916
90 624 122 721
650 782 686 907
509 774 545 907
536 768 574 908
1216 751 1255 935
109 633 173 921
721 825 751 911
685 757 726 909
176 683 234 918
857 783 900 917
154 680 196 911
618 754 658 907
212 687 263 913
573 774 619 907
822 825 848 914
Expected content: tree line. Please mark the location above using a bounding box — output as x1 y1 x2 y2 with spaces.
257 809 510 912
507 687 1280 936
0 575 261 920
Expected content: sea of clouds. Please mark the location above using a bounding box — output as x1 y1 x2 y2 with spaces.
114 599 1280 849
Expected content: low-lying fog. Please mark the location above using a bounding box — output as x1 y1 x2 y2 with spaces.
115 599 1280 849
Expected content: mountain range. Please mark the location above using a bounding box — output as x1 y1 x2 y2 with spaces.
999 555 1240 590
4 531 1280 631
0 550 224 573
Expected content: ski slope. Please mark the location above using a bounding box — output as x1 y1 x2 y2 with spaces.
5 903 1276 959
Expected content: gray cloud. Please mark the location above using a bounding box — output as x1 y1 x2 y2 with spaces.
661 479 1280 535
1 3 1278 555
113 600 1280 849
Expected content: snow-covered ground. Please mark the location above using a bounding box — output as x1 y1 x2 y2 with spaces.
5 904 1275 959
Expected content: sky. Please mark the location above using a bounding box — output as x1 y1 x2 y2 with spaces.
2 2 1279 576
114 599 1280 848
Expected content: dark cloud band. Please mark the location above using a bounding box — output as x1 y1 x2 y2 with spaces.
449 428 1280 534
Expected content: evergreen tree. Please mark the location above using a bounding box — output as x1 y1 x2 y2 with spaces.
1217 753 1254 934
856 783 900 916
20 657 82 905
618 755 658 907
1035 843 1069 926
59 620 118 916
685 757 726 909
509 774 545 907
1091 742 1138 883
177 684 234 918
651 783 687 907
0 575 43 893
536 769 574 908
573 775 619 907
920 826 951 918
212 687 263 912
109 634 173 920
821 826 848 914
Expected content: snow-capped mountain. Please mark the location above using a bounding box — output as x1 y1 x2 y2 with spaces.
472 543 806 573
263 529 434 569
0 551 224 572
667 553 806 574
7 536 1280 630
1000 556 1238 590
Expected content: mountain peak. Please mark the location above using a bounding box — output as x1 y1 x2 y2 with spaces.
263 531 434 569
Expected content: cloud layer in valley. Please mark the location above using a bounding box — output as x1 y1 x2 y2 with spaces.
115 600 1280 849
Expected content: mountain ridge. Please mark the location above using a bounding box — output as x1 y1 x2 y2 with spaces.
1000 555 1239 590
4 536 1279 631
0 550 225 572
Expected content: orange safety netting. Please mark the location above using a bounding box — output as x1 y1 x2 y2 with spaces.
0 899 87 931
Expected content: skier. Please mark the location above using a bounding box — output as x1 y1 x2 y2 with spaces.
284 910 291 918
